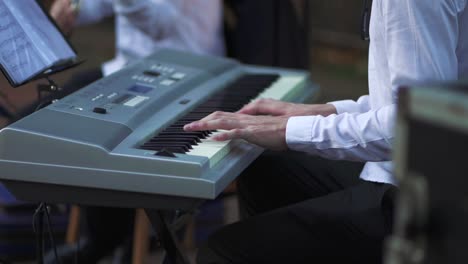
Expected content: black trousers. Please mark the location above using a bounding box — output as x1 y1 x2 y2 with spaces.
197 151 397 264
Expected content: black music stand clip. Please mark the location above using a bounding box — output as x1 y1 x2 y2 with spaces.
38 77 61 93
34 77 63 112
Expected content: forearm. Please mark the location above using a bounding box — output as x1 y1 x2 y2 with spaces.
286 104 396 162
310 103 337 117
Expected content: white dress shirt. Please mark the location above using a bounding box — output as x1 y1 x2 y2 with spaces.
286 0 468 185
76 0 225 75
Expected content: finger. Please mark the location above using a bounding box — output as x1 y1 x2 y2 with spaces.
237 99 286 116
184 109 261 131
184 118 243 132
183 111 237 125
185 110 234 122
211 128 245 141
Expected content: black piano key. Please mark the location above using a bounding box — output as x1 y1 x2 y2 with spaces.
184 114 210 119
141 146 185 153
143 143 191 152
171 122 191 126
208 94 252 100
161 127 190 132
149 137 196 144
200 102 243 109
192 107 238 113
139 73 281 152
159 131 209 137
161 129 211 138
143 141 191 147
155 149 177 157
149 138 199 145
168 123 189 127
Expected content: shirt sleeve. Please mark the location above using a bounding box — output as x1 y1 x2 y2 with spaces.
286 104 395 162
286 0 460 162
76 0 114 25
328 95 370 114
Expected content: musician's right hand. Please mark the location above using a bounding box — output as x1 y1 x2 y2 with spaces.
237 98 337 117
184 111 290 151
50 0 78 36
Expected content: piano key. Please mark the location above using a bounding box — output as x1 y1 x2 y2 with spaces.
143 73 303 165
184 74 306 166
143 143 192 152
140 146 186 153
256 75 305 100
148 138 199 145
143 141 194 148
161 131 211 138
186 131 232 167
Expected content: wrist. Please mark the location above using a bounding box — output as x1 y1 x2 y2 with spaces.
309 104 337 116
322 104 337 116
276 117 289 151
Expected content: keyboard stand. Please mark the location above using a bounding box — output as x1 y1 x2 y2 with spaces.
145 209 193 264
1 179 203 264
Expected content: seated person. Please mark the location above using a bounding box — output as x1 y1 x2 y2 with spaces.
183 0 468 263
46 0 224 262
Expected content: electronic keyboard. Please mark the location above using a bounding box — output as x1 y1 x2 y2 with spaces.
0 49 318 210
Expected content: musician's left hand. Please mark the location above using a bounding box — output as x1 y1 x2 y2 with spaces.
183 111 289 151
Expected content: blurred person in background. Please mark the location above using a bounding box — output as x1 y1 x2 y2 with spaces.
50 0 224 87
45 0 224 263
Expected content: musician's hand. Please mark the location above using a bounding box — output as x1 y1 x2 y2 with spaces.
184 111 289 151
238 98 337 117
50 0 78 36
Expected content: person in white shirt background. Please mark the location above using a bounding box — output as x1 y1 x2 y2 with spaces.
185 0 468 263
45 0 224 263
51 0 224 76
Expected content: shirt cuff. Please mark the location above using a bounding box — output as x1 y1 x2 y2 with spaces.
328 100 361 114
285 116 317 151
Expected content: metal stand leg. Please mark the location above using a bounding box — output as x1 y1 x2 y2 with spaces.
36 209 44 264
144 209 190 264
33 203 46 264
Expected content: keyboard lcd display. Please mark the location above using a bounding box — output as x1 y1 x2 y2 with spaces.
129 84 152 94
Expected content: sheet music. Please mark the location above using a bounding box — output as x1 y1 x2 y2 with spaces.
0 0 76 86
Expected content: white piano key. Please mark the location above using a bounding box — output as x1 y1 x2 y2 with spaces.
256 75 305 100
187 131 232 167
